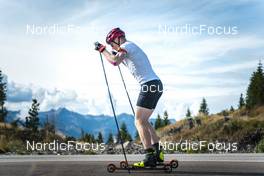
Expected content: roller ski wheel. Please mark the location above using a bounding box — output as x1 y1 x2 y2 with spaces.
107 164 116 173
120 161 128 168
170 159 179 168
156 159 179 168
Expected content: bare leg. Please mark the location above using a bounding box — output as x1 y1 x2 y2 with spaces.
146 122 160 144
135 106 153 149
135 106 159 149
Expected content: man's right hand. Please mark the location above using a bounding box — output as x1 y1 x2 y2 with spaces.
94 42 106 53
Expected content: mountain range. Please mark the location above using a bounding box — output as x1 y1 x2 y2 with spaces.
6 108 175 141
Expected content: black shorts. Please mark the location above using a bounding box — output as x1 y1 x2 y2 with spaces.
136 79 163 109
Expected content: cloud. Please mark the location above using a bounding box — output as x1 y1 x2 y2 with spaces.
5 80 121 116
151 36 264 69
39 89 77 111
188 60 258 75
7 81 33 102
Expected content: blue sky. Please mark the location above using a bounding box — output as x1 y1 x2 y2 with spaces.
0 0 264 120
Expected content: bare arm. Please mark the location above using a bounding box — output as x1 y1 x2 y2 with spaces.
101 49 127 66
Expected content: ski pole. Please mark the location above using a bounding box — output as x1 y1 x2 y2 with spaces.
98 52 130 174
117 66 135 116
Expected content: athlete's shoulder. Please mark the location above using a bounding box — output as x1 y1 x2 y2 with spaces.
121 41 141 51
119 41 134 53
121 40 134 47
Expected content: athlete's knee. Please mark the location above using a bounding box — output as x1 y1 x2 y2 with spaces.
135 116 146 126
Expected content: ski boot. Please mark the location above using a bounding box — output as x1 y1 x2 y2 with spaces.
152 143 164 163
133 148 157 168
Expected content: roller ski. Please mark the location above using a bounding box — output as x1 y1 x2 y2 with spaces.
107 159 179 173
107 148 179 173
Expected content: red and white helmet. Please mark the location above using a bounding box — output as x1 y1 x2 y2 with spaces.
106 28 125 44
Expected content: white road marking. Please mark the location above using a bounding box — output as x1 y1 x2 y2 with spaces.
0 154 264 163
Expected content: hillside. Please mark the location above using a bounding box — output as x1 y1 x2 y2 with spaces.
1 107 263 154
158 106 264 153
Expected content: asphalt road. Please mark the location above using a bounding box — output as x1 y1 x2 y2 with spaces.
0 154 263 176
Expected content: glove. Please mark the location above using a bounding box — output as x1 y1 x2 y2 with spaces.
94 42 106 53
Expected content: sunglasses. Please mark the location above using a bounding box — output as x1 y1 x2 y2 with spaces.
110 41 119 47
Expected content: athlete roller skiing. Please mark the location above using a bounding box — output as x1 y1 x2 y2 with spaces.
95 28 164 167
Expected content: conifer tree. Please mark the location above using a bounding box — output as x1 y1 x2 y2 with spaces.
186 108 191 118
163 110 170 126
83 133 96 143
97 132 104 143
246 61 264 109
0 70 7 123
238 93 245 109
83 133 91 142
155 114 163 129
199 98 209 115
107 132 114 144
80 129 85 141
120 122 132 142
230 106 235 112
25 99 40 133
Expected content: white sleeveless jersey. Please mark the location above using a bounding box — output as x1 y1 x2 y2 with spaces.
120 41 159 84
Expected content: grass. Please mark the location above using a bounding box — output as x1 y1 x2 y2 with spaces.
158 106 264 153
